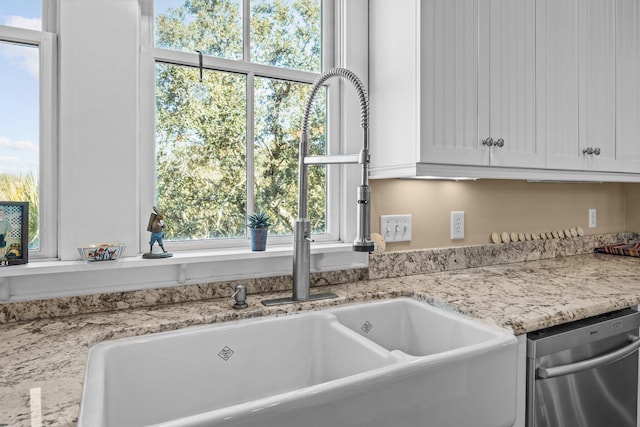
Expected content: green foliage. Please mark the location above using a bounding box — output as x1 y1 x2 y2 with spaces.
254 77 326 235
156 64 247 239
247 212 272 228
251 0 321 72
155 0 243 59
155 0 326 241
0 173 39 248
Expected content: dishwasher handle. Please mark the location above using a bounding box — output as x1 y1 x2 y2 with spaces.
538 335 640 379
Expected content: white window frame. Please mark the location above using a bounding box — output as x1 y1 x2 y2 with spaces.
0 0 368 303
140 0 342 251
0 22 58 260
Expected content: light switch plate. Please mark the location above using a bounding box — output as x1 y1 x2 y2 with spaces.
380 215 412 242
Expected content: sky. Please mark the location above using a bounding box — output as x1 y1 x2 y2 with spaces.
0 0 177 178
0 1 41 177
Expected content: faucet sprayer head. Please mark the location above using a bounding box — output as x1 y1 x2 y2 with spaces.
353 184 374 253
353 238 375 253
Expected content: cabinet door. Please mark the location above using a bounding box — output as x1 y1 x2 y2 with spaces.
578 0 619 171
544 0 619 171
538 0 580 171
617 0 640 173
488 0 541 168
421 0 489 166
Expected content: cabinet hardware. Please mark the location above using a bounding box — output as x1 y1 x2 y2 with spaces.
583 147 602 156
483 138 504 148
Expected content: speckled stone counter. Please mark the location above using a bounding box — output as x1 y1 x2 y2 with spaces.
2 250 640 426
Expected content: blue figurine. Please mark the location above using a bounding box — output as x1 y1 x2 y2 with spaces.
143 206 172 259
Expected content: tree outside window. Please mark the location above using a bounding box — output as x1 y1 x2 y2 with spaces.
153 0 327 242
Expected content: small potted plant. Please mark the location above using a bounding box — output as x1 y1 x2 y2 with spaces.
247 212 271 251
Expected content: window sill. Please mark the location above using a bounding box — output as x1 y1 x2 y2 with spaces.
0 243 368 302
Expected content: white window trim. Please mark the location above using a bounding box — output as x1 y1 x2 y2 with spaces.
0 241 363 302
0 25 58 260
0 0 369 303
140 0 342 251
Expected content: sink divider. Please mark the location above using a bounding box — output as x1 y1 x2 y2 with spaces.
321 312 409 363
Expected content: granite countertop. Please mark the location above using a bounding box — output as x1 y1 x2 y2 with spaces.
2 252 640 426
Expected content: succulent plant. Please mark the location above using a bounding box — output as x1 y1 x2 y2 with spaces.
247 212 272 229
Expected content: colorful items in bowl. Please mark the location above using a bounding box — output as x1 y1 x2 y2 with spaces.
78 243 125 262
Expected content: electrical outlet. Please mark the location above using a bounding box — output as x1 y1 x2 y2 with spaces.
380 214 412 242
589 208 597 228
451 211 465 240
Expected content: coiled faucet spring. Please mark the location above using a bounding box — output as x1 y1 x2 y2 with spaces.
301 67 369 134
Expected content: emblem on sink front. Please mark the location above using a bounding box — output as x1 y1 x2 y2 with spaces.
218 346 235 361
361 321 374 334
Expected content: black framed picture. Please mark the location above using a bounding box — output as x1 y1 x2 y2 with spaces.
0 202 29 266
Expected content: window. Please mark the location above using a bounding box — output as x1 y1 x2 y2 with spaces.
0 1 56 258
146 0 336 248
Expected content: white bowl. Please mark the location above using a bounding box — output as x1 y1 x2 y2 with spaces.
78 243 125 262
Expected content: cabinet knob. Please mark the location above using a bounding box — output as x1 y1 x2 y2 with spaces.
495 138 505 148
583 147 601 155
482 137 494 147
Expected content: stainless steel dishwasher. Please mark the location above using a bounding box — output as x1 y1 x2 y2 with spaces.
527 307 640 427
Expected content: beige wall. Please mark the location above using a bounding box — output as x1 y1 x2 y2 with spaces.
625 183 640 232
370 179 629 251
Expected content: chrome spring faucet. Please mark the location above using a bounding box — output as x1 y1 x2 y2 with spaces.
263 68 374 306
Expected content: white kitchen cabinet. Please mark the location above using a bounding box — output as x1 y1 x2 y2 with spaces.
541 0 621 172
487 0 539 169
579 0 618 171
536 0 580 171
542 0 640 174
617 0 640 173
371 0 640 181
421 0 488 167
369 0 542 178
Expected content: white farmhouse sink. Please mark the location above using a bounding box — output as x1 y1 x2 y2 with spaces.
326 297 500 357
79 313 394 427
79 298 518 427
